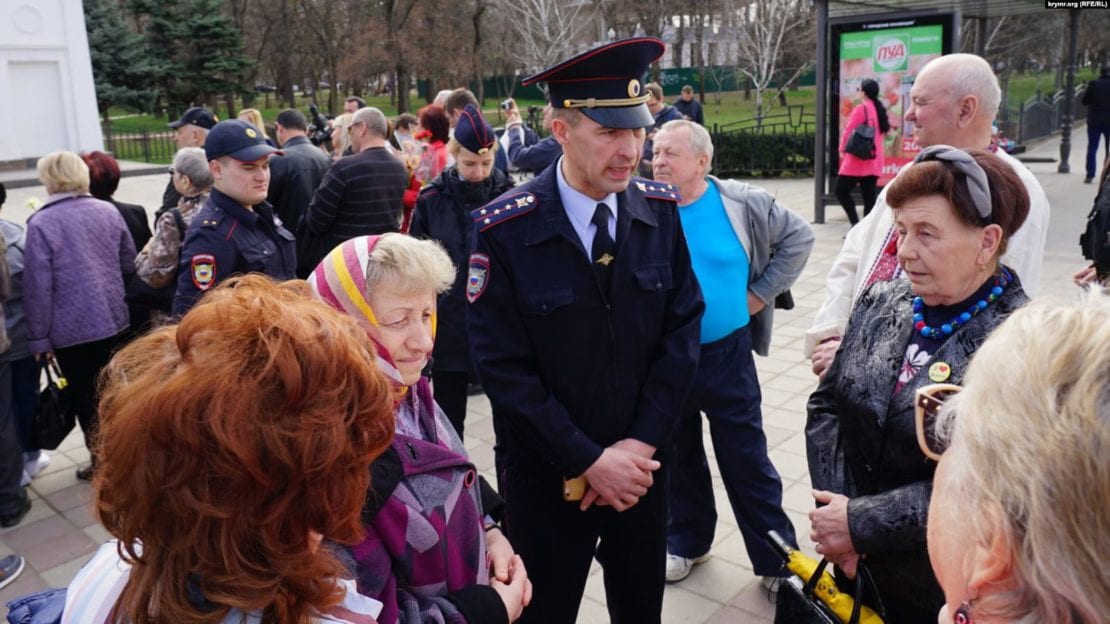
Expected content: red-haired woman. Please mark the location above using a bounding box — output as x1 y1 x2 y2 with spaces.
401 106 451 231
61 275 396 623
81 151 152 252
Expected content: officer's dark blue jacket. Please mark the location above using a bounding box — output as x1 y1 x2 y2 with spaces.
507 130 562 174
410 166 514 373
172 188 296 315
467 163 704 477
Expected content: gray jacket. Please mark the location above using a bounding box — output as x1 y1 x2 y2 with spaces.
0 221 23 359
710 175 814 355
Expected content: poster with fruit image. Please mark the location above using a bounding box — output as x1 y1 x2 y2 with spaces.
838 24 943 185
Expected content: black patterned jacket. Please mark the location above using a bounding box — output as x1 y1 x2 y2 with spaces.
805 273 1028 615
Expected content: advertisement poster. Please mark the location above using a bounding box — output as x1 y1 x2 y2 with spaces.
838 24 944 185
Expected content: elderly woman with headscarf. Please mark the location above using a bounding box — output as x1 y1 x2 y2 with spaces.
805 146 1031 623
919 291 1110 624
309 234 531 624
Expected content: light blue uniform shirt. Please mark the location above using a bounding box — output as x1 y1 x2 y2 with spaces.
678 180 750 343
556 157 616 257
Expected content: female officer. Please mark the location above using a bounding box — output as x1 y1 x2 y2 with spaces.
409 104 514 438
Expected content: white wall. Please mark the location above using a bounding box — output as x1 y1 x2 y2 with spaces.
0 0 103 162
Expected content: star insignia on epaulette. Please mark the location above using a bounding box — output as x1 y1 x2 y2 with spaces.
473 192 538 231
633 178 681 203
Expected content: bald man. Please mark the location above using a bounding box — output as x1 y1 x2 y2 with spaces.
805 53 1050 377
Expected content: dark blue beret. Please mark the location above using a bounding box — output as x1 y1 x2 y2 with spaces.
453 104 496 155
522 38 664 129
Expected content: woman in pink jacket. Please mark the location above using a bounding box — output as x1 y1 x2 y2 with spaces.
836 78 889 225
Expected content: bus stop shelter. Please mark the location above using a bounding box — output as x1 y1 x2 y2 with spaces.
812 0 1083 222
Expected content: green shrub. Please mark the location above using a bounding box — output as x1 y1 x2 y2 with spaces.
712 132 815 178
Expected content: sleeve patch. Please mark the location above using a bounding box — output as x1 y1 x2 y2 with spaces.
191 254 217 291
466 253 490 303
633 177 682 203
471 192 537 231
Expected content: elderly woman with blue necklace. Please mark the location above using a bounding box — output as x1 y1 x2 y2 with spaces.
804 145 1030 624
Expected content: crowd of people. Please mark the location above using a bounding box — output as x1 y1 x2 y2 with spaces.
0 38 1105 624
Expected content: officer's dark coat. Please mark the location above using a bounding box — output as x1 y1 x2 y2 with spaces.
467 163 704 478
172 189 296 315
410 166 514 373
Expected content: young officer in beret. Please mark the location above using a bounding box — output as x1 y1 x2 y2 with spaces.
409 104 515 439
467 38 704 623
172 120 296 315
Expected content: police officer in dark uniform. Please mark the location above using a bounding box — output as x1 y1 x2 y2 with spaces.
172 120 296 315
467 38 703 623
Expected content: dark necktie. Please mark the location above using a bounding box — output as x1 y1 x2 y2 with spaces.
591 203 615 290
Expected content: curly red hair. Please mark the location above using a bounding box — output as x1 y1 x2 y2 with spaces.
94 275 395 623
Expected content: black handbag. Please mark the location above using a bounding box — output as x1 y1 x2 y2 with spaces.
769 530 887 624
33 361 76 451
774 558 887 624
844 105 877 160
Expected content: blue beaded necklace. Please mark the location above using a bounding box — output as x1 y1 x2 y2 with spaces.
912 269 1011 339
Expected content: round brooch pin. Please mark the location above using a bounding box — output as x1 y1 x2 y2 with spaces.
928 362 952 383
245 128 257 138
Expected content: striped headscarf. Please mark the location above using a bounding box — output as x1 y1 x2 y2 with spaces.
307 235 405 387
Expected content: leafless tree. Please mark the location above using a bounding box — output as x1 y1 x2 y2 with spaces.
493 0 593 74
730 0 813 118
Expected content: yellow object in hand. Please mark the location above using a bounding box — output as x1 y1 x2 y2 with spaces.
767 531 884 624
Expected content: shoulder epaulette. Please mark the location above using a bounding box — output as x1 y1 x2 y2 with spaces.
471 192 537 231
196 207 224 229
632 178 682 203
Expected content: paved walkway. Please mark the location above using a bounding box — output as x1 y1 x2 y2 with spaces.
0 129 1101 621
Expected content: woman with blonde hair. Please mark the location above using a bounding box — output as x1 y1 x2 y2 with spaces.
330 113 355 160
24 151 135 481
921 291 1110 624
62 275 396 623
237 107 276 147
409 104 513 437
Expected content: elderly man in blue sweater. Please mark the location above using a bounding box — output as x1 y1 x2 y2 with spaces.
651 120 814 607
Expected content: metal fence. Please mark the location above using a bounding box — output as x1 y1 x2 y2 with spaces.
710 105 817 177
995 84 1088 145
101 128 177 164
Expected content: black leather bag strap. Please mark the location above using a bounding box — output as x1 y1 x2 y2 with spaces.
802 557 830 598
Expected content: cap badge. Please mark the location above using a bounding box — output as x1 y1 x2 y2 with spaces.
478 147 489 154
628 80 641 98
245 128 258 139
